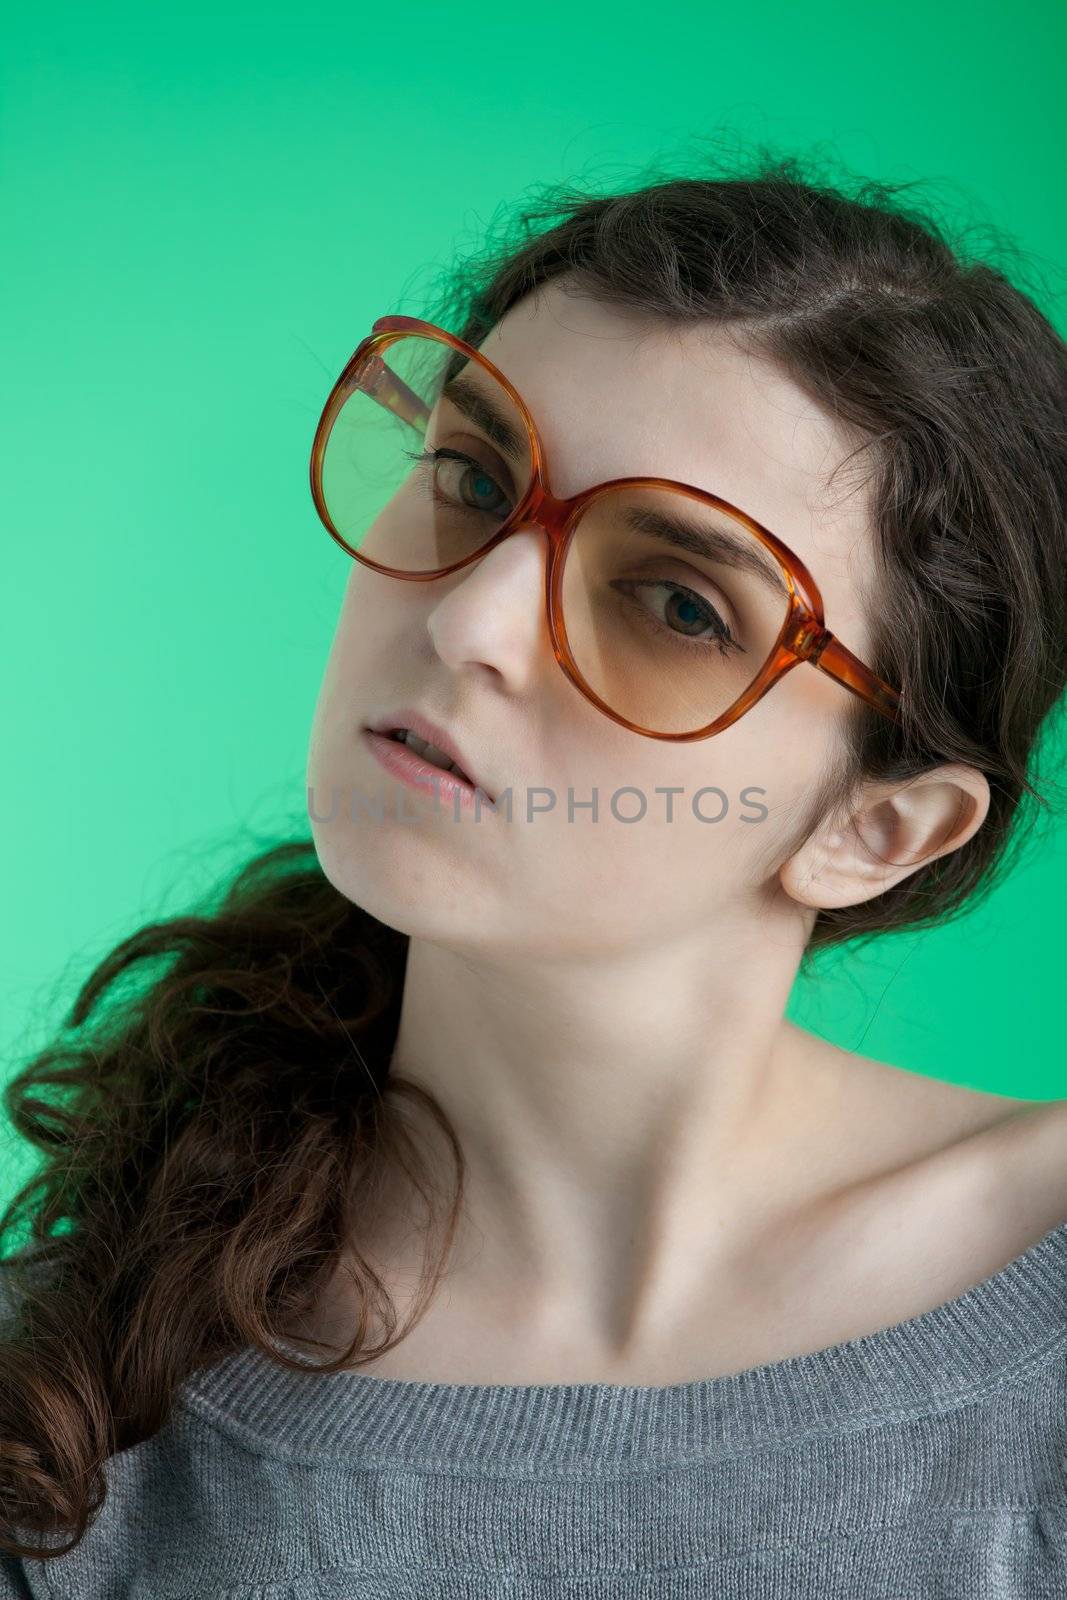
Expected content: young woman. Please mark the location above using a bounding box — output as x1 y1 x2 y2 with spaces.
2 154 1066 1596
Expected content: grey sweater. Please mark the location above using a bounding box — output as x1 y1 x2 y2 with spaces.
4 1217 1067 1598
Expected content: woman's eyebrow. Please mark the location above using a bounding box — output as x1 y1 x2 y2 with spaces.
438 374 789 599
622 506 789 598
439 375 529 466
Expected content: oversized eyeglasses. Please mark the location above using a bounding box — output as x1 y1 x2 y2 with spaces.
309 315 903 741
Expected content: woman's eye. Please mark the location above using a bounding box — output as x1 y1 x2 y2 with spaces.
405 448 512 515
611 577 743 656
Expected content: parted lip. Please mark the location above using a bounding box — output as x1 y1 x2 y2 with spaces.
365 707 493 801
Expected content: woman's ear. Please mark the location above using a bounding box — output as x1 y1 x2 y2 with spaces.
778 764 991 912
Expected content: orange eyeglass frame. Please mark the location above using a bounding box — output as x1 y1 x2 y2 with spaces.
309 314 904 742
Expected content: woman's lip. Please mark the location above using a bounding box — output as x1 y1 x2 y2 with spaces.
368 707 483 791
361 728 493 812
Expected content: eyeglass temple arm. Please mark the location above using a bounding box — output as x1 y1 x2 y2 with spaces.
810 632 903 723
350 352 430 432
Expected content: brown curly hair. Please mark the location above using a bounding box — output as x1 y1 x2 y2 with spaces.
3 145 1066 1560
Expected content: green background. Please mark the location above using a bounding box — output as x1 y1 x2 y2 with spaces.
4 1 1066 1201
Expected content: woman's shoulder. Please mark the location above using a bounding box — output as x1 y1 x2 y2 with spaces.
843 1040 1067 1199
783 1023 1067 1270
788 1019 1053 1154
790 1025 1067 1314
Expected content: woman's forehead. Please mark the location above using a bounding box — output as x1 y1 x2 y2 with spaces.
482 287 855 501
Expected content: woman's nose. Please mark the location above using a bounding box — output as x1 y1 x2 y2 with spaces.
424 524 553 688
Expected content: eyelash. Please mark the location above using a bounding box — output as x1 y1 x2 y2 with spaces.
402 446 741 656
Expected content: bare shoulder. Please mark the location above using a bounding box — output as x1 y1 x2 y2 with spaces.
790 1023 1067 1270
974 1093 1067 1225
773 1028 1067 1333
787 1020 1051 1156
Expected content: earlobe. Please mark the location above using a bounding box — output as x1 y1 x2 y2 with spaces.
781 815 899 912
779 764 991 914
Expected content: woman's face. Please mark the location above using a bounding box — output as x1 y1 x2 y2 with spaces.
307 279 879 960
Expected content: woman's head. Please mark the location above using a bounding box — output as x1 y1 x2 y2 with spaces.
310 157 1067 974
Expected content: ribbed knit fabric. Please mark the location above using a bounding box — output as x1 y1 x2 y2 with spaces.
5 1216 1067 1598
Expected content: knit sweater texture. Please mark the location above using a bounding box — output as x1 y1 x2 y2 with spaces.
3 1217 1067 1598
